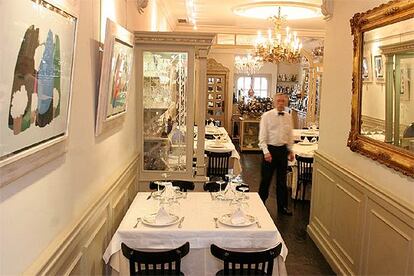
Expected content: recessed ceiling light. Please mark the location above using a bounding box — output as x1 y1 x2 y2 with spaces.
233 1 322 20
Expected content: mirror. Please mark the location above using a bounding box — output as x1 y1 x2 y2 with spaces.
348 0 414 177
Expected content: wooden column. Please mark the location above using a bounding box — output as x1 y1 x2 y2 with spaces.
384 55 394 143
195 48 208 176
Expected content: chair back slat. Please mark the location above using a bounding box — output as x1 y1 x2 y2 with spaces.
206 151 231 179
121 242 190 275
211 243 282 275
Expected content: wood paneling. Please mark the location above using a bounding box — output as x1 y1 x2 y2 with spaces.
308 152 414 276
24 155 138 275
362 200 414 276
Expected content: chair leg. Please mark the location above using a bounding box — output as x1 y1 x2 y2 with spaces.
294 181 300 207
302 183 307 201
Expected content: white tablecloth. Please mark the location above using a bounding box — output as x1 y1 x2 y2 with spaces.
289 143 318 200
196 126 242 175
103 192 288 276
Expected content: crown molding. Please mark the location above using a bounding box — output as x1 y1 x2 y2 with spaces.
174 23 326 38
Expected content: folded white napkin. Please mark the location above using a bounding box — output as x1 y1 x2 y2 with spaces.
162 184 175 199
303 137 310 143
155 207 172 224
230 207 246 224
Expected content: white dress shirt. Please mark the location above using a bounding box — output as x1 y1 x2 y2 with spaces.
258 109 294 155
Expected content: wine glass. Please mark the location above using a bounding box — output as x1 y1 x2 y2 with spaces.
216 179 226 199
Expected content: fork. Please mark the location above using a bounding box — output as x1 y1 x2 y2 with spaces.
213 217 219 228
133 218 141 228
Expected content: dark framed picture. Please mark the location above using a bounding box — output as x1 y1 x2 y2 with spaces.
374 55 384 81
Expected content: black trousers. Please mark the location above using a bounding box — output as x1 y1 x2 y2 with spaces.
259 145 289 209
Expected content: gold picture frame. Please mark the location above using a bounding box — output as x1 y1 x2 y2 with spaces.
348 0 414 177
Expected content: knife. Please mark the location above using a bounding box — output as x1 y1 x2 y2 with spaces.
146 191 153 200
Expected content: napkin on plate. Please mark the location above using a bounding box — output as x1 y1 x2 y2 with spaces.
230 207 246 224
303 137 310 143
155 207 172 224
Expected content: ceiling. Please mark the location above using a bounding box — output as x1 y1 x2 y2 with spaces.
161 0 326 38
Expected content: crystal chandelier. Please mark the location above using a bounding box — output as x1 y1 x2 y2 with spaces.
254 7 302 64
234 54 263 76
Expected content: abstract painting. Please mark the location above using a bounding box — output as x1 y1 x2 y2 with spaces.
0 0 77 160
95 19 134 135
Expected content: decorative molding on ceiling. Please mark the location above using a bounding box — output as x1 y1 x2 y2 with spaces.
174 24 326 38
321 0 333 21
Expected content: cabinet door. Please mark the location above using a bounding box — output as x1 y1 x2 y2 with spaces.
206 74 226 126
138 48 194 179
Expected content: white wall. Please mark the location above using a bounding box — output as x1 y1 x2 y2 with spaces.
319 0 414 206
0 0 171 275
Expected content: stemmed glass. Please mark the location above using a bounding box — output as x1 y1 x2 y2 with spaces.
216 179 226 199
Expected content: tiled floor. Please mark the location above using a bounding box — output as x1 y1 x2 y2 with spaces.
239 152 335 276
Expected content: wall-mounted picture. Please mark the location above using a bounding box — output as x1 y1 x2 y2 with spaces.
362 56 371 82
400 67 411 101
0 1 77 164
374 55 384 81
95 19 134 136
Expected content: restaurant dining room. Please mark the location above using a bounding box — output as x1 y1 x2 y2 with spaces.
1 0 413 275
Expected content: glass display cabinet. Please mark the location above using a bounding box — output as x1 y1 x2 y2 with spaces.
135 32 215 181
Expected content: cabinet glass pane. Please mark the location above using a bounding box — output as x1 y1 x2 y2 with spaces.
143 51 188 172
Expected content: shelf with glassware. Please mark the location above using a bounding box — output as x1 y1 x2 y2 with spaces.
136 32 215 181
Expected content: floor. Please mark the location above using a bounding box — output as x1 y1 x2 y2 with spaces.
239 152 335 276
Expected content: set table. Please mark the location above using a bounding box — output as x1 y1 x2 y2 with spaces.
103 192 288 276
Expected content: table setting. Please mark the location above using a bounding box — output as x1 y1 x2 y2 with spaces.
103 191 288 276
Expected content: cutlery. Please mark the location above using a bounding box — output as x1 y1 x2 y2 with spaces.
178 217 185 228
213 217 219 228
133 218 141 228
255 218 261 228
146 191 154 200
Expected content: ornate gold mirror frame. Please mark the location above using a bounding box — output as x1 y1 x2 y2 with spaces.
348 0 414 177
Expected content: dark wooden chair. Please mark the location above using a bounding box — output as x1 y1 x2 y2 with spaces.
235 184 250 193
210 243 282 276
203 181 228 192
295 155 314 203
149 181 195 192
205 151 231 180
121 242 190 276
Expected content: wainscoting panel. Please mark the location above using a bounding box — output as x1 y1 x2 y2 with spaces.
311 168 335 237
308 152 414 276
362 199 414 275
331 181 364 272
24 155 139 275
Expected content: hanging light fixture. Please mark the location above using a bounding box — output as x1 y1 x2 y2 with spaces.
254 7 302 64
234 54 263 76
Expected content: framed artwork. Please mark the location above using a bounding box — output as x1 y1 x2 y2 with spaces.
400 67 411 101
0 0 77 186
374 55 384 81
362 56 372 82
95 19 134 136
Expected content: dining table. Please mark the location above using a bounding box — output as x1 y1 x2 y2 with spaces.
196 126 242 175
103 192 288 276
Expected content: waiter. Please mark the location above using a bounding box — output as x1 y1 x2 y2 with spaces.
258 93 294 215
